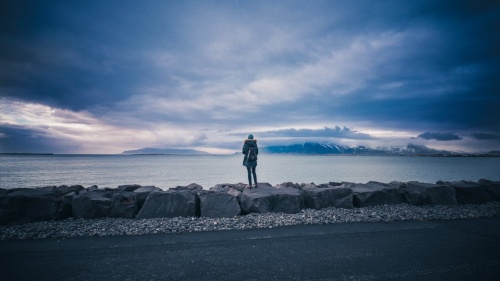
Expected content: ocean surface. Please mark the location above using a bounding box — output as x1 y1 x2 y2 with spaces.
1 154 499 190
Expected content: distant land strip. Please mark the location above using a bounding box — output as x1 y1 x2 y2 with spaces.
0 153 54 155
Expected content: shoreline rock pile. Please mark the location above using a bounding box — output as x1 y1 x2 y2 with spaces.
1 179 499 228
2 202 500 240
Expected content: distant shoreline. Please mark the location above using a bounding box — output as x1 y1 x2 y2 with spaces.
263 153 500 157
1 152 499 157
0 153 54 156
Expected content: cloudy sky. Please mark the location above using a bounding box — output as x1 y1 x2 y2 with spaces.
1 0 499 154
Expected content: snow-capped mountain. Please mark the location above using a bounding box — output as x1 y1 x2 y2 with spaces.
263 143 463 156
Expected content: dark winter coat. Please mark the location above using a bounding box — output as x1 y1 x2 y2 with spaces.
242 139 258 167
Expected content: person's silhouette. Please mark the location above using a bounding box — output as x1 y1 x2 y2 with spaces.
242 134 258 188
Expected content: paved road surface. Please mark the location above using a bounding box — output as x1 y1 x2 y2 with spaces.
1 217 500 280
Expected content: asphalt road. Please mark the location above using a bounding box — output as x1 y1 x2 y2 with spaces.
1 217 500 281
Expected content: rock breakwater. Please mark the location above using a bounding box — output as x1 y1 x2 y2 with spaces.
1 179 499 229
2 202 499 240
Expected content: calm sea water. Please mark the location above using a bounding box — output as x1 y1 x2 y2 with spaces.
1 154 499 190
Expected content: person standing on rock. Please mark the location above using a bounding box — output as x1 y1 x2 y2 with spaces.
242 134 258 188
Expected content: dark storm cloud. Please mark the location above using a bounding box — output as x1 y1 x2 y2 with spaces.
0 1 175 111
1 0 499 153
290 1 500 129
0 124 79 153
417 132 462 141
259 127 374 140
469 133 500 140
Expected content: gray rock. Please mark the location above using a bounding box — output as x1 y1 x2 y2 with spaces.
198 191 241 218
3 201 500 240
58 196 74 219
55 185 84 195
117 184 142 192
87 185 99 191
351 181 406 207
0 189 68 225
389 181 406 188
187 183 203 191
64 192 77 200
37 186 56 191
111 192 138 218
450 181 492 204
404 182 457 206
337 182 356 189
240 183 302 214
72 190 112 219
136 190 198 219
134 186 162 209
210 183 246 193
304 187 353 209
276 182 301 190
478 179 500 201
169 183 203 192
227 188 243 200
300 183 317 190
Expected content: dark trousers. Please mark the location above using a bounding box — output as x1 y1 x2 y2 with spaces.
247 166 257 185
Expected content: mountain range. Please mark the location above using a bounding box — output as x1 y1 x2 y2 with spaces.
262 143 468 156
123 144 498 156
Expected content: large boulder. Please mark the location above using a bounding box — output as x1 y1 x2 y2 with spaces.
300 183 318 190
117 184 142 192
240 183 302 214
227 187 243 197
36 186 56 191
86 185 99 191
349 181 406 208
0 188 70 225
210 183 246 193
136 190 198 219
304 186 353 209
209 184 245 203
169 183 203 192
450 181 492 204
478 179 500 201
133 186 162 209
110 192 138 218
276 182 301 190
404 182 457 206
55 185 85 196
72 190 113 219
0 189 6 218
198 191 241 218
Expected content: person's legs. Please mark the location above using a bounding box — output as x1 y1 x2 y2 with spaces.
247 166 252 186
252 167 257 186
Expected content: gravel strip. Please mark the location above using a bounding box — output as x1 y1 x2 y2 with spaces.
2 202 500 240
